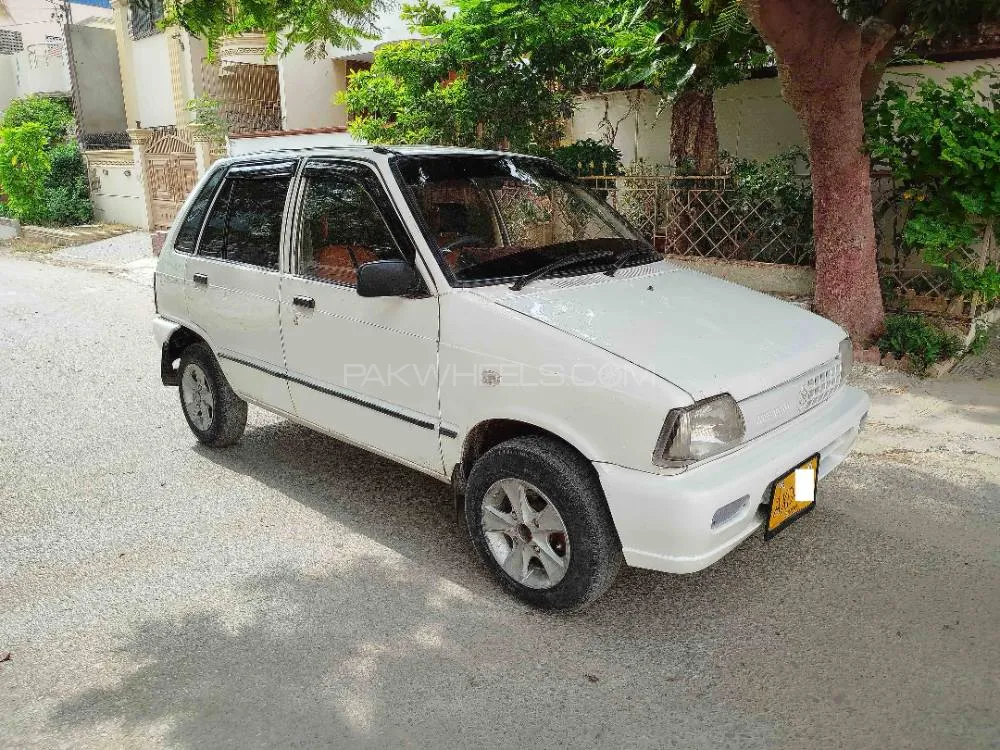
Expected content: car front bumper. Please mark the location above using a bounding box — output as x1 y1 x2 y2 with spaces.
595 385 870 574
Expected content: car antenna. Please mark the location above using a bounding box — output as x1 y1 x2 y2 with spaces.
372 145 400 156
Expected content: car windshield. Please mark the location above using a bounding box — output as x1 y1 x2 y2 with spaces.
395 155 652 285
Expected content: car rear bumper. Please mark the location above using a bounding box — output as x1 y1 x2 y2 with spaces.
595 385 870 574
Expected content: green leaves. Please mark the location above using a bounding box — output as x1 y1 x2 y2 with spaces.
343 0 607 151
0 96 93 225
1 95 73 143
603 0 766 95
866 69 1000 302
0 123 52 222
165 0 386 57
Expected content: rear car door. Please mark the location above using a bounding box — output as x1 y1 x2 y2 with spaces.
185 160 296 414
280 158 443 473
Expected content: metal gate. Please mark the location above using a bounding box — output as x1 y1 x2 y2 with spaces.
146 130 198 230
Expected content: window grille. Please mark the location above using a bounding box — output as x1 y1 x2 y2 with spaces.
0 29 24 55
129 0 165 40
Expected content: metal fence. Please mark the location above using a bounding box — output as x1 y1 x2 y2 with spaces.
579 166 997 316
580 169 815 266
79 131 131 150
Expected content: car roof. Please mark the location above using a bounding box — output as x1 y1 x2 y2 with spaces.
220 144 532 165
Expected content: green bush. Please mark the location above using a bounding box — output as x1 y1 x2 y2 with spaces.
878 314 963 373
0 95 94 226
866 70 1000 303
0 123 51 222
43 142 93 224
1 95 73 143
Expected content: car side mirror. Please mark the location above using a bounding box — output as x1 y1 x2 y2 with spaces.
356 259 423 298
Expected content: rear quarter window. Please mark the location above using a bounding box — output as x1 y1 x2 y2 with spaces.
173 168 226 254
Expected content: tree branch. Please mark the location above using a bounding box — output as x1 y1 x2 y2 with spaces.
860 16 898 65
860 0 911 100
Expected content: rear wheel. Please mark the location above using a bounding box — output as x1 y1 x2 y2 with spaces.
178 342 247 448
465 435 623 610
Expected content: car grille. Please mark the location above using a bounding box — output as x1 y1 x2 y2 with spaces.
799 360 842 411
739 358 842 442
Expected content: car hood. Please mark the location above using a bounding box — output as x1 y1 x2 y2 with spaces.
472 261 844 401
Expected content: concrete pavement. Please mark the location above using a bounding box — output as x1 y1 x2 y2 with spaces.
1 252 998 749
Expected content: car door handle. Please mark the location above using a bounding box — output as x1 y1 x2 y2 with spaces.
293 295 315 309
192 273 208 285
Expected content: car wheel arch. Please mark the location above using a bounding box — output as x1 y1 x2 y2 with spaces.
161 326 209 386
454 418 604 510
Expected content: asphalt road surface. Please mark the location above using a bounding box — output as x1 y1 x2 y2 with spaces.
2 254 998 749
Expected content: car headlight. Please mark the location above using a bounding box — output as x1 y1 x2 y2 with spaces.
839 337 853 384
653 394 746 467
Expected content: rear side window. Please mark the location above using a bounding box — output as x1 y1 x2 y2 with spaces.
173 168 225 254
195 166 293 270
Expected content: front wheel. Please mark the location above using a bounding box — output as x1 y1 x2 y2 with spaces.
177 342 247 448
465 436 623 610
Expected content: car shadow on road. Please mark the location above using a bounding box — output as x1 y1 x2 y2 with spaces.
48 420 1000 749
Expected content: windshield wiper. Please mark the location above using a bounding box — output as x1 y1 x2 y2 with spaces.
605 242 658 277
511 250 615 291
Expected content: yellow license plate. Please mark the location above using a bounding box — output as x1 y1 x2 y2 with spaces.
765 454 819 539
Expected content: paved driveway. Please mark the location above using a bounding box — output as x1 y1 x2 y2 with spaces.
1 254 998 749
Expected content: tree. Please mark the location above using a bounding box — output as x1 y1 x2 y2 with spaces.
742 0 998 345
606 1 768 173
163 0 387 57
343 0 609 151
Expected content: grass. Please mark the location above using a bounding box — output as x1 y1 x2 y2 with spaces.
2 237 61 254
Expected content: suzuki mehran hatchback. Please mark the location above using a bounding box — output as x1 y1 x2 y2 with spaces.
153 145 869 609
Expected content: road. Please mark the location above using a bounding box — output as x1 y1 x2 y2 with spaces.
1 252 998 749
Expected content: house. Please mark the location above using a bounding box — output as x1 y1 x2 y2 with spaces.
0 0 118 118
86 0 436 231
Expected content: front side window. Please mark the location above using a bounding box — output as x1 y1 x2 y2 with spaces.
296 169 403 286
396 155 652 286
196 171 291 270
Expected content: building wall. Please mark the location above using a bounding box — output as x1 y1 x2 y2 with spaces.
0 1 112 46
570 91 672 166
278 46 341 130
85 150 147 227
131 34 173 127
714 77 805 161
13 45 71 96
0 55 17 112
68 25 127 134
228 129 360 156
570 57 1000 168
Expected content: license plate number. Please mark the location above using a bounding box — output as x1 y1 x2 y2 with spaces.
765 454 819 539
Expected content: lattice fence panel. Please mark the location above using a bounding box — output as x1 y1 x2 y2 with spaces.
581 171 814 266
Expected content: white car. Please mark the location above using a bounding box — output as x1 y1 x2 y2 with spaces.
153 145 870 609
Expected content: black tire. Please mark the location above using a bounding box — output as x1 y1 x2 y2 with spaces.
465 435 623 610
177 342 247 448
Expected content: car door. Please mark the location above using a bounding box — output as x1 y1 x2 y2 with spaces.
185 159 296 414
280 158 443 474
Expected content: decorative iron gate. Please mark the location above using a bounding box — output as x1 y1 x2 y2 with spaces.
146 130 198 230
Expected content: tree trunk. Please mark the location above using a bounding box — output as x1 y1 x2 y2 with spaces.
743 0 891 345
797 80 885 343
669 89 719 175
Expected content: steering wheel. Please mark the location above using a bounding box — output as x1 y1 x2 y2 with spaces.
439 234 485 253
